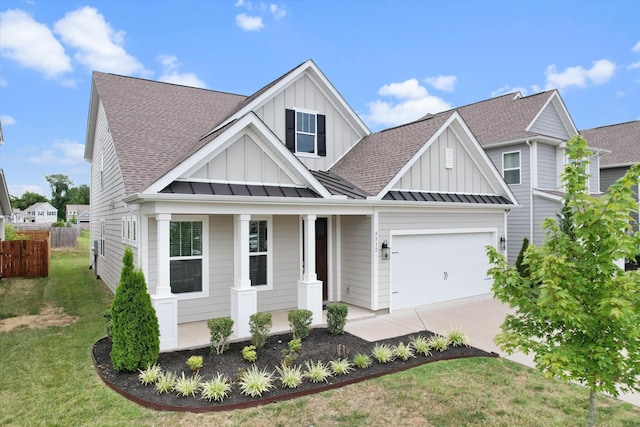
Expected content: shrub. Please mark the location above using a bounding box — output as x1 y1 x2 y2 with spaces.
275 364 304 389
447 328 470 347
186 355 203 373
174 372 202 397
242 345 257 362
238 365 275 397
249 312 272 349
288 309 313 340
200 374 231 402
515 237 530 278
371 343 395 363
304 360 332 383
102 309 113 338
110 247 160 372
410 335 432 356
326 303 348 335
329 358 354 375
281 338 302 367
207 317 234 355
353 352 372 369
428 335 450 352
138 364 162 385
393 342 415 361
155 371 176 394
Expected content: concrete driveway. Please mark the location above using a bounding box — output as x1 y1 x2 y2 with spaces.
344 294 640 407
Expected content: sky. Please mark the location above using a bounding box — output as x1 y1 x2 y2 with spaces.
0 0 638 198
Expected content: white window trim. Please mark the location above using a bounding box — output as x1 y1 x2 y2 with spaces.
250 215 273 291
502 150 522 185
295 108 319 157
169 215 209 300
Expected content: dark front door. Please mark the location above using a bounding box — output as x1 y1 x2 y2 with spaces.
315 218 328 301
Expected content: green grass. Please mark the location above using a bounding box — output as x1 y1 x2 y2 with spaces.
1 231 639 426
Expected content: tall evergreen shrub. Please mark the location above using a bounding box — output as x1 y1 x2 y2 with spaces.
110 247 160 372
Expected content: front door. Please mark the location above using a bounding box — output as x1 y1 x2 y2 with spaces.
315 218 328 301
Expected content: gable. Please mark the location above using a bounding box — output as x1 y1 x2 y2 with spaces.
528 101 571 140
392 126 493 194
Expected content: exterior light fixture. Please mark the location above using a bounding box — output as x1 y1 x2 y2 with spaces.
500 236 507 251
381 240 390 260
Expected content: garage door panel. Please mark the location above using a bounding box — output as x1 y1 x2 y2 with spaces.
391 232 492 310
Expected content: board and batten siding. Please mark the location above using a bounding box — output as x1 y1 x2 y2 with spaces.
377 209 504 310
89 101 137 293
393 128 492 194
529 102 571 140
339 216 372 309
188 133 299 186
254 74 362 171
537 143 559 189
486 143 530 263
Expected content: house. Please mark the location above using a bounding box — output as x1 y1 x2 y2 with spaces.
66 204 91 225
581 120 640 230
84 60 517 351
10 208 26 224
448 91 602 262
25 202 58 224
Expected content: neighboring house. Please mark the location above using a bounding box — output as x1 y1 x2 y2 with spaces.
66 204 91 224
581 120 640 230
25 202 58 224
84 60 517 350
447 91 602 262
10 209 25 224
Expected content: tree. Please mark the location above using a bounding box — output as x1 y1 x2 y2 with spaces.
486 135 640 427
67 184 90 205
110 247 160 372
45 174 74 220
11 191 48 210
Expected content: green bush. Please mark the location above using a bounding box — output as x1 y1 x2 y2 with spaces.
110 247 160 372
207 317 234 355
186 355 203 372
515 237 530 278
326 303 348 335
287 309 313 340
242 345 257 362
249 312 272 349
102 309 113 338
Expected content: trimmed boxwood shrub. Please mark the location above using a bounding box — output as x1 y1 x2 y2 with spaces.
249 312 272 349
207 317 234 355
110 247 160 372
326 303 348 335
287 309 313 340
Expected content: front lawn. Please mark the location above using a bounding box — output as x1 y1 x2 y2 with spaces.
0 232 638 426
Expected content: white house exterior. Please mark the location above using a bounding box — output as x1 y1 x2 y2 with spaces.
66 204 91 225
25 202 58 224
84 60 517 351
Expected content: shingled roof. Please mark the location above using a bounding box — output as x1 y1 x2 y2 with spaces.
580 120 640 168
92 72 247 195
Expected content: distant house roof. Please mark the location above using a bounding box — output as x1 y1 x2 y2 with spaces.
580 120 640 168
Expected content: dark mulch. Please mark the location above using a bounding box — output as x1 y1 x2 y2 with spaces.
93 328 497 412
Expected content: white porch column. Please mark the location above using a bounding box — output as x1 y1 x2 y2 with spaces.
231 214 257 338
151 213 178 351
298 215 323 325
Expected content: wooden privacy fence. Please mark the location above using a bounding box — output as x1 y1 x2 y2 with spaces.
1 239 50 278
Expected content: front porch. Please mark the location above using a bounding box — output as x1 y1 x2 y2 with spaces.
175 304 374 350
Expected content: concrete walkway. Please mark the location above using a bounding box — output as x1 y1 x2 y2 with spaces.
344 294 640 407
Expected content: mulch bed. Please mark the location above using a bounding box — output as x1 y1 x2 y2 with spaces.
93 328 497 412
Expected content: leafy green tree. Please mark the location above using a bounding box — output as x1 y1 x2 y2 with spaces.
110 247 160 371
487 135 640 427
11 191 48 210
67 184 90 205
45 174 74 220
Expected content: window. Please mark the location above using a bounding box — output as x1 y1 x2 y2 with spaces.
285 109 326 156
169 221 203 294
503 151 521 185
249 219 270 287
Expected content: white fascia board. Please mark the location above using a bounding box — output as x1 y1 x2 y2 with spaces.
482 135 565 149
84 80 100 161
533 189 564 202
202 60 370 141
143 112 333 199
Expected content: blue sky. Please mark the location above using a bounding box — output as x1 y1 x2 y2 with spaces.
0 0 638 198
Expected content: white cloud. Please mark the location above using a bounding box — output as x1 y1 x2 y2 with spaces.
0 115 16 126
54 6 146 75
157 54 207 88
9 184 47 198
632 41 640 53
29 140 85 166
629 61 640 70
235 13 264 31
270 4 287 19
364 78 451 128
491 85 529 97
0 77 6 87
0 9 72 78
424 75 457 92
544 59 616 90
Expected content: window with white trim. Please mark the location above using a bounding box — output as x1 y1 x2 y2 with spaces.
285 109 326 156
503 151 521 185
249 218 271 288
169 220 203 294
296 111 317 154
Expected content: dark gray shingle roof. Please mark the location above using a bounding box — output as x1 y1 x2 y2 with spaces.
580 120 640 167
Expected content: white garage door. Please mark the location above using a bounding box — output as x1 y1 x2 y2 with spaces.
391 232 493 310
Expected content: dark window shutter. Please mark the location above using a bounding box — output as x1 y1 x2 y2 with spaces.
285 109 295 152
317 114 326 157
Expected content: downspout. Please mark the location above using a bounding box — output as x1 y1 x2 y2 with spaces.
526 140 534 242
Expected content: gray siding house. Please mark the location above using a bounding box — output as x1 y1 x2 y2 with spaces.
84 60 517 351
